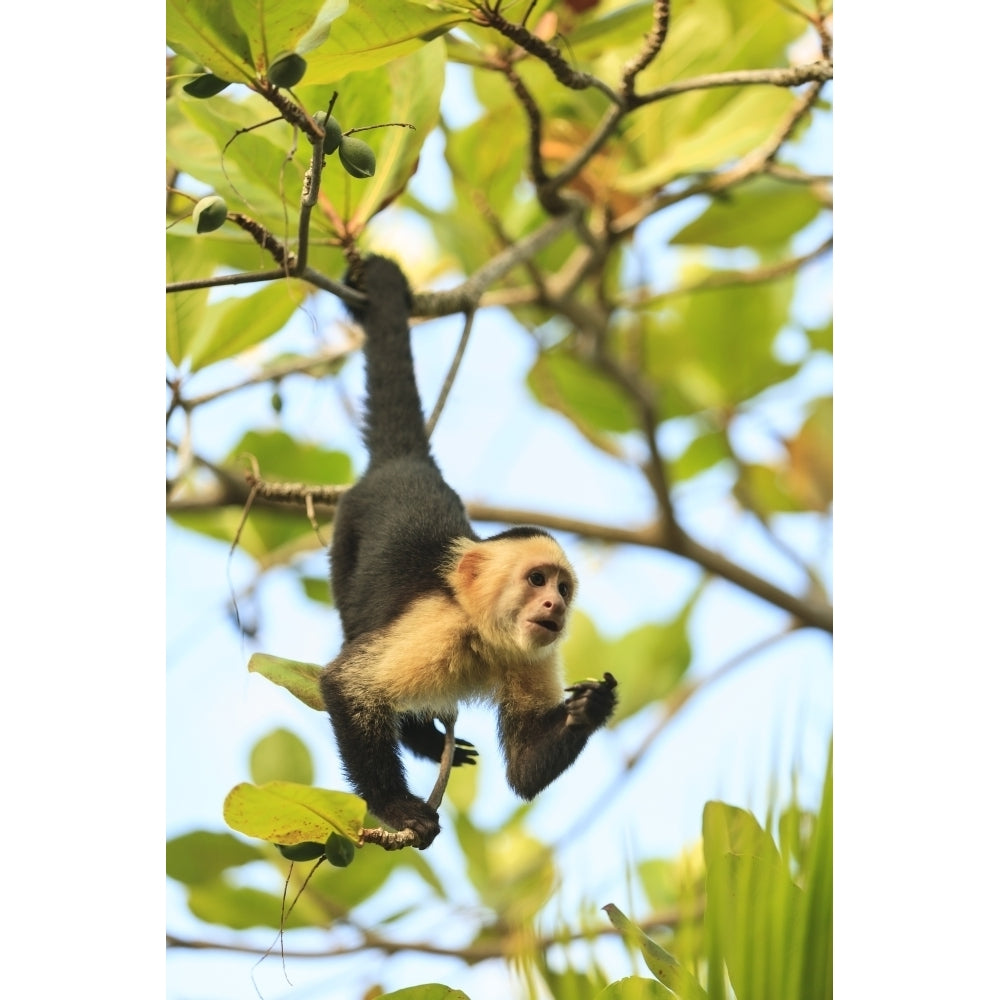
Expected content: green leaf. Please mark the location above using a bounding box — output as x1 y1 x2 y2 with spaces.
596 979 674 1000
300 574 333 604
603 904 709 999
702 802 804 1000
806 320 833 353
289 1 468 82
377 986 472 1000
185 280 311 371
185 880 316 930
230 0 349 68
166 830 263 884
671 426 731 482
250 727 315 784
621 87 795 193
227 429 352 484
223 780 367 845
794 745 832 1000
455 815 555 926
168 506 320 565
166 233 212 367
166 0 255 83
527 352 636 435
642 277 798 413
249 652 324 711
670 177 825 250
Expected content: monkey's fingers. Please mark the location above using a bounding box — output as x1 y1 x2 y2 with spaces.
565 672 616 696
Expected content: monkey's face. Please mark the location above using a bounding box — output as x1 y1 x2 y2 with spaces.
450 534 578 656
518 565 573 649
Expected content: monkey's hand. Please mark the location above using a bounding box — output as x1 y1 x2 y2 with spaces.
453 737 480 767
564 672 618 729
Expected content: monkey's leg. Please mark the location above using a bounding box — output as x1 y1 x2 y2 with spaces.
320 661 441 847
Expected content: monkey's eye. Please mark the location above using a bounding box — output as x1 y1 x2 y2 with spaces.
558 581 571 599
528 570 546 587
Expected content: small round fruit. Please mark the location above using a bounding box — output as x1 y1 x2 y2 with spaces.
277 841 326 862
338 136 376 179
324 832 356 867
183 73 230 98
267 52 307 89
192 195 228 233
312 111 343 155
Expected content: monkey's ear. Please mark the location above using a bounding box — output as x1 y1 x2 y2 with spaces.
454 546 487 591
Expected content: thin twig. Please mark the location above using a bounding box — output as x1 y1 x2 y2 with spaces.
425 308 477 438
621 0 672 101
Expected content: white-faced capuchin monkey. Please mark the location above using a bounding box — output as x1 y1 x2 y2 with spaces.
320 255 618 848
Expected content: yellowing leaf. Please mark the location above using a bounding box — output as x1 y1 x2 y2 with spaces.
248 652 325 710
223 780 367 844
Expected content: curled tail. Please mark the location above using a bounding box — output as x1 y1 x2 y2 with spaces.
347 256 432 468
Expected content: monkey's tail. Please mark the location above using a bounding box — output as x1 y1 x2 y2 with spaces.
352 255 432 468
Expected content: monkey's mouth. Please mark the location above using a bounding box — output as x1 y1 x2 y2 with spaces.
531 618 561 634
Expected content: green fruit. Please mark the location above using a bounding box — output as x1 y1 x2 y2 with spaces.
312 111 343 155
182 73 230 98
192 195 228 233
338 136 376 179
324 832 356 867
267 52 307 89
277 841 326 862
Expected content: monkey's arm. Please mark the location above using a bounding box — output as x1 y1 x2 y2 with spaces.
399 714 479 767
499 672 618 800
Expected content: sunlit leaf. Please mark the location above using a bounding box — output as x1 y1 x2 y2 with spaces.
227 429 353 484
377 985 472 1000
250 727 315 784
168 0 461 84
671 177 825 250
300 574 334 604
527 352 636 435
456 814 555 926
168 507 320 565
166 233 212 366
794 744 832 1000
702 801 804 1000
166 830 263 884
595 978 674 1000
249 652 325 711
230 0 349 68
186 280 311 370
223 780 367 844
604 904 709 999
185 880 316 930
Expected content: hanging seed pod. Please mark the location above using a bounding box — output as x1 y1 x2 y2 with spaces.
182 73 230 98
324 832 356 867
313 111 343 155
192 195 228 233
338 136 376 179
267 52 307 88
277 841 326 862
